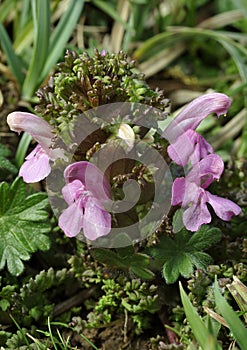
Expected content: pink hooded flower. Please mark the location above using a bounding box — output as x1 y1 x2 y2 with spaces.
172 154 241 231
163 93 231 166
179 184 241 232
58 161 111 240
7 112 63 182
18 145 51 183
167 129 214 166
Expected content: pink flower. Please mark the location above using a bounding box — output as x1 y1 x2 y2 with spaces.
18 145 51 183
58 161 111 240
7 112 63 183
167 129 214 166
172 154 241 231
163 93 231 166
181 185 241 231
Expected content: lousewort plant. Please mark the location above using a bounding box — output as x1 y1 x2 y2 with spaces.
6 50 241 282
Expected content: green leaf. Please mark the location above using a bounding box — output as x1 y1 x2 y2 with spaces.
214 278 247 350
117 245 135 258
92 248 154 280
130 252 150 265
172 208 184 233
0 22 25 87
0 144 12 158
147 235 177 259
163 254 193 284
22 0 50 99
188 251 212 270
129 252 155 280
15 131 32 168
0 299 10 311
218 38 247 82
180 282 221 350
91 248 128 269
13 20 34 54
0 158 17 175
0 0 17 23
0 144 18 176
130 266 155 280
227 276 247 324
92 0 131 31
149 226 221 284
187 226 222 251
0 177 51 276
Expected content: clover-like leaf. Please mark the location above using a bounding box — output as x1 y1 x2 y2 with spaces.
0 177 51 276
148 226 222 284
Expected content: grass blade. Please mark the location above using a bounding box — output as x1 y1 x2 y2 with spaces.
79 333 100 350
0 22 25 86
110 0 130 52
92 0 131 31
22 0 50 99
13 20 33 54
218 39 247 82
214 279 247 350
15 132 32 168
0 0 17 23
179 282 221 350
9 314 30 347
133 31 179 61
41 0 85 81
47 317 58 350
227 276 247 324
18 0 32 30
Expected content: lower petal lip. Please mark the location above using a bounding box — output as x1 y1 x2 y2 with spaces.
19 146 51 183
